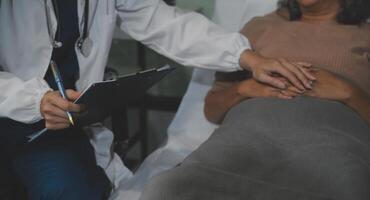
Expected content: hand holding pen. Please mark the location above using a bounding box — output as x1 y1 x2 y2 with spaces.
40 61 82 130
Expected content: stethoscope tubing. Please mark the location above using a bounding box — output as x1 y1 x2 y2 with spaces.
44 0 92 49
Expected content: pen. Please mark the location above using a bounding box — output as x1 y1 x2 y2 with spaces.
50 60 75 126
28 128 48 143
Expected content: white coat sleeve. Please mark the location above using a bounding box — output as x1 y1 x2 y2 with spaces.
115 0 251 72
0 70 51 123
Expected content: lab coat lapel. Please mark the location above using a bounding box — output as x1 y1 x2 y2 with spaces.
44 0 57 41
78 0 84 29
89 0 99 30
78 0 98 34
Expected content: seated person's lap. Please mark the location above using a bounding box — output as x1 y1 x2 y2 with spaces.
0 154 18 200
1 128 111 200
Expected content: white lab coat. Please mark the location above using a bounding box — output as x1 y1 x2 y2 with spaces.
0 0 250 187
0 0 250 123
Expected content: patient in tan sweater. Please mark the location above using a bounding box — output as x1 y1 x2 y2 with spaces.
140 2 370 199
205 0 370 125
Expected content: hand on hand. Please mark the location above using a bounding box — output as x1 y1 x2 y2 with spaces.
237 68 358 104
237 78 302 100
240 50 315 91
40 89 82 130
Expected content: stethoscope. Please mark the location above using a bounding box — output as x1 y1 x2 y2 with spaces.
45 0 94 57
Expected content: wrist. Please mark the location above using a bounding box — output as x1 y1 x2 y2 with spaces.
239 49 263 71
342 85 363 105
236 81 252 99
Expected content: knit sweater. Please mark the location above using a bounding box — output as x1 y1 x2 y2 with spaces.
242 12 370 94
238 11 370 95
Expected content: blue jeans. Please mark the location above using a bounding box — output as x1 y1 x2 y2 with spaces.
0 128 111 200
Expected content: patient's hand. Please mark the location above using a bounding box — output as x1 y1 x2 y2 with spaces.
305 70 355 102
205 77 302 124
237 78 302 99
306 69 370 126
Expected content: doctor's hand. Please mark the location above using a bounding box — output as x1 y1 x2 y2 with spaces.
40 90 82 130
240 50 315 91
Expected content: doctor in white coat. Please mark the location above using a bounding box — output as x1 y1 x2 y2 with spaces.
0 0 314 199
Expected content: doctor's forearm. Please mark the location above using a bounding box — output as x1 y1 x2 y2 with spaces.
239 50 259 71
116 0 250 71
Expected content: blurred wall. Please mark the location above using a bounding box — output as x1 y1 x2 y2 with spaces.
177 0 214 17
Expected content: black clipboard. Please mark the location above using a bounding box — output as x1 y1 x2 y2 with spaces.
74 65 176 126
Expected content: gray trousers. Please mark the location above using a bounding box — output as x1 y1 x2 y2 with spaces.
141 97 370 200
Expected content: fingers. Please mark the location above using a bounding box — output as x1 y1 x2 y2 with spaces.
280 59 313 89
287 85 303 94
280 89 299 98
258 73 286 89
43 109 71 130
277 93 294 99
48 95 82 113
272 70 316 96
248 54 315 91
296 62 312 68
268 89 293 99
276 77 289 86
43 91 81 112
280 59 311 82
273 60 304 90
278 79 304 94
44 114 70 124
298 66 316 82
294 63 316 81
277 58 310 90
66 89 81 101
45 122 70 130
40 90 82 131
41 104 68 119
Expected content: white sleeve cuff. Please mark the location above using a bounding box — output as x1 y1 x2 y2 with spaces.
234 34 251 70
33 78 52 122
0 71 52 124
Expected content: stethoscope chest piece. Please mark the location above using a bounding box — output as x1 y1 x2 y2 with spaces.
47 0 93 57
78 37 93 57
53 41 63 48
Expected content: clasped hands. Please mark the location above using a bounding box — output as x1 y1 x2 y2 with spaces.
238 50 357 103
